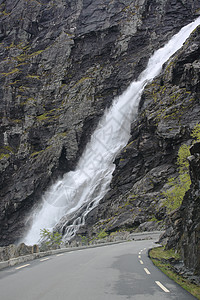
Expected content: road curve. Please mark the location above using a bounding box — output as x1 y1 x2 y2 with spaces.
0 238 197 300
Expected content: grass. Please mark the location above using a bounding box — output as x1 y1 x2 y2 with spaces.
149 247 200 299
0 153 10 160
26 74 40 80
1 68 20 76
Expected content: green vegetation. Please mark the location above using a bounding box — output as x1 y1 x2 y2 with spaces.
5 42 15 50
37 113 49 121
30 150 43 158
26 74 40 80
150 246 180 261
163 123 200 212
37 109 60 122
163 144 191 211
97 230 108 239
20 97 37 106
2 42 44 74
149 216 160 223
40 228 62 247
78 230 108 245
78 235 89 245
191 123 200 141
30 145 53 158
1 68 20 76
1 10 11 16
14 49 44 63
177 144 190 172
149 247 200 300
3 145 14 153
0 145 15 160
0 153 10 160
9 80 20 85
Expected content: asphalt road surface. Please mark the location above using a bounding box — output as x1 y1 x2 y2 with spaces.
0 238 197 300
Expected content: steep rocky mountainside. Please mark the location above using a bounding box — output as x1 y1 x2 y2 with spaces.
0 0 200 246
164 142 200 276
77 24 200 238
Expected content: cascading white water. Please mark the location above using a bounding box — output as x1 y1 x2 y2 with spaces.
23 17 200 245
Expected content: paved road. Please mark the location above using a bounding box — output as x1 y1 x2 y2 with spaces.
0 238 197 300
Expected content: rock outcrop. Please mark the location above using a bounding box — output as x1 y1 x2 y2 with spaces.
163 142 200 275
0 0 200 246
0 242 39 261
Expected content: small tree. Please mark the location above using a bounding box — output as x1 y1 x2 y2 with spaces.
40 228 62 248
78 235 89 245
97 230 108 239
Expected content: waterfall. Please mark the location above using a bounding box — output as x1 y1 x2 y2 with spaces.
23 17 200 245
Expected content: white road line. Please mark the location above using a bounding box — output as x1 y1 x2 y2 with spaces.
155 281 170 293
139 260 144 265
144 268 151 275
15 264 30 270
56 253 64 257
40 257 50 262
138 255 141 259
139 251 141 255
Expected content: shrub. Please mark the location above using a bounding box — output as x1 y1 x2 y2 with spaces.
40 228 62 247
97 230 108 239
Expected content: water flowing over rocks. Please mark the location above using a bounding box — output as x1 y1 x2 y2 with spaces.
0 0 200 265
76 24 200 245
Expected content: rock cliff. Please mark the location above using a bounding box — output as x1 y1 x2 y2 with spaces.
77 24 200 241
163 142 200 275
0 0 200 247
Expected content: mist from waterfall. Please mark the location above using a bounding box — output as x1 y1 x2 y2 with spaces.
23 17 200 245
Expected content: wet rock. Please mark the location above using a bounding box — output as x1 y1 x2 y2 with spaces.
0 0 200 245
82 24 200 244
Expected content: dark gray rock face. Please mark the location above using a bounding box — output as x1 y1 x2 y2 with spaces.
0 0 200 245
80 25 200 240
164 142 200 275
